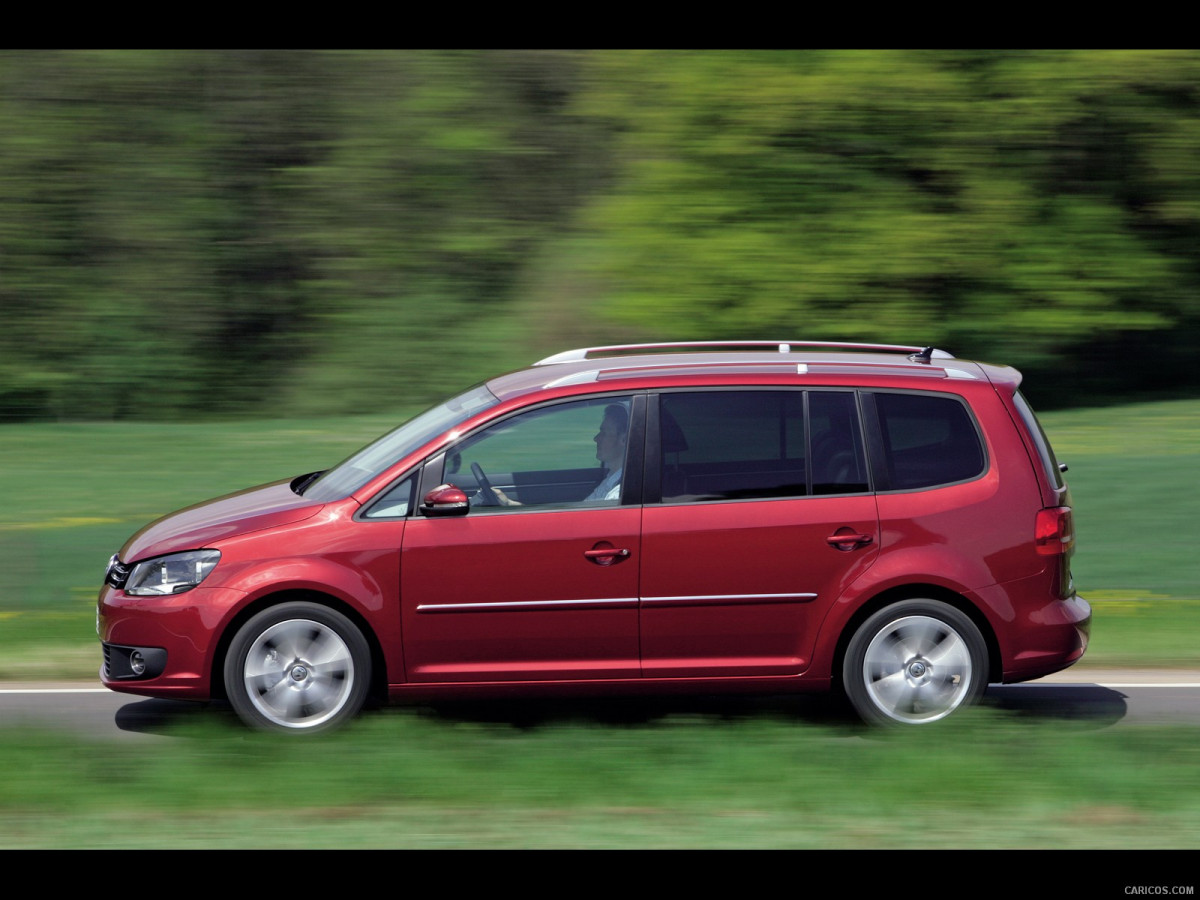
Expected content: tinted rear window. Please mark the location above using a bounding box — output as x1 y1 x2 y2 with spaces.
873 393 985 490
1012 391 1064 490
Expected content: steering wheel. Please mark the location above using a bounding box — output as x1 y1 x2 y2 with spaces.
470 462 498 506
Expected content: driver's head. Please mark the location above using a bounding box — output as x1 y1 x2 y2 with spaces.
594 404 629 470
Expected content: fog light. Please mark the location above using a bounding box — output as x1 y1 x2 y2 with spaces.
129 650 146 676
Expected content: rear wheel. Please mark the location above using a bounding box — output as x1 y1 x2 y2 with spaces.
224 602 370 733
843 599 987 725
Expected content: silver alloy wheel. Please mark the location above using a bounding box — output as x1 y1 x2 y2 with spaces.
861 614 974 723
243 618 356 729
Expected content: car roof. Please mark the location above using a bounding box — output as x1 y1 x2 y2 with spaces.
485 341 1019 402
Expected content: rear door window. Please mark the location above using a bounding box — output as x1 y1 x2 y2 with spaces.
657 390 868 502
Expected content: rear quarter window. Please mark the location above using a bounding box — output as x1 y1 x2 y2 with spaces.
872 392 986 491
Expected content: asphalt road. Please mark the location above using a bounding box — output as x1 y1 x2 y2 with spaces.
1 669 1198 740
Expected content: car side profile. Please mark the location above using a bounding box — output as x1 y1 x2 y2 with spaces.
98 341 1090 731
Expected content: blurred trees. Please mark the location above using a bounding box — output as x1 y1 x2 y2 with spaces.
567 51 1200 403
1 51 330 418
0 50 603 419
2 50 1198 421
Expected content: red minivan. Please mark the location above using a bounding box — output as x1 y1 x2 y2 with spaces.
98 342 1090 731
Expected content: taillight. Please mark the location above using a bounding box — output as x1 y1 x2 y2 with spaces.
1035 506 1074 556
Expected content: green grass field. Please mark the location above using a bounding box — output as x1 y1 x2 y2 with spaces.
2 397 1197 677
0 414 404 679
1 398 1198 849
2 708 1199 849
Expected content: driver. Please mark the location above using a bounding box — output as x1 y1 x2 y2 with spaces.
488 403 628 506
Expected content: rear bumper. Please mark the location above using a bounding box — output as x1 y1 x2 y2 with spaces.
1000 591 1091 684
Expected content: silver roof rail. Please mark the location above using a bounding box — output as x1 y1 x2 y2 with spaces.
534 341 954 366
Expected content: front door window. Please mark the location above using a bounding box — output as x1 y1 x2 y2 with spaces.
450 397 634 509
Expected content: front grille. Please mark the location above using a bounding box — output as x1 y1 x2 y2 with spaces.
104 554 130 590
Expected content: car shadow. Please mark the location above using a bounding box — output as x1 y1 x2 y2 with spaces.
403 692 861 730
109 683 1131 737
982 683 1129 726
410 683 1130 731
113 697 234 735
110 692 862 735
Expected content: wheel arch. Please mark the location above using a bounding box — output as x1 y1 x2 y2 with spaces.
210 589 389 705
830 583 1003 689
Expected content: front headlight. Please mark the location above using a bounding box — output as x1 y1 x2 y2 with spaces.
125 550 221 596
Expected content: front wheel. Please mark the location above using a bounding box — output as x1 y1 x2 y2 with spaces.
224 602 371 733
843 599 987 725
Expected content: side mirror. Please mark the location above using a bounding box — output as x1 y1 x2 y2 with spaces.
422 484 470 517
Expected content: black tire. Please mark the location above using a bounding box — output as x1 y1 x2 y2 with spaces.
843 599 987 725
224 601 371 733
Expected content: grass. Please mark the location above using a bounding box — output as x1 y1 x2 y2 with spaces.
2 396 1198 676
1 397 1199 850
0 413 410 676
1048 399 1200 600
2 704 1200 848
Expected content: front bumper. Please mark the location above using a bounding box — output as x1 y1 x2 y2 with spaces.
98 582 246 700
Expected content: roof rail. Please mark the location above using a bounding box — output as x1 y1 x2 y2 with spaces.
534 341 954 366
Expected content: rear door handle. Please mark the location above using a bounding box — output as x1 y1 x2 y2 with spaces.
584 548 630 560
585 543 631 566
826 532 873 551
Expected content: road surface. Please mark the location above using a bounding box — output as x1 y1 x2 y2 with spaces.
1 669 1197 740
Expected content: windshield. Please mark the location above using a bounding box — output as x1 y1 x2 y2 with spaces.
302 384 499 501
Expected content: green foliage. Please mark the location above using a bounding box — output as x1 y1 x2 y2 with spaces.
564 51 1200 392
3 51 1200 421
0 51 602 420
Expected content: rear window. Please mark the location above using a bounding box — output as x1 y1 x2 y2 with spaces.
1012 391 1064 490
873 392 985 490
